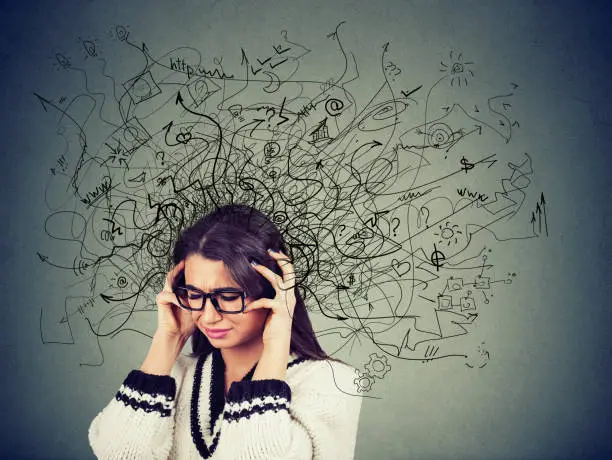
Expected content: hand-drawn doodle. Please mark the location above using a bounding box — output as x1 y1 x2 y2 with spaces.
440 51 474 87
465 341 491 368
35 23 548 391
354 369 375 393
123 71 161 104
364 353 391 379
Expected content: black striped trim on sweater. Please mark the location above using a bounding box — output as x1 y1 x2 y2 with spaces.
190 352 221 459
226 378 291 404
224 379 291 423
114 370 176 418
189 351 312 455
114 393 174 418
224 401 290 422
288 356 308 369
223 373 292 424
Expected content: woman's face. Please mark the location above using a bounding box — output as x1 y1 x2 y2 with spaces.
183 253 268 351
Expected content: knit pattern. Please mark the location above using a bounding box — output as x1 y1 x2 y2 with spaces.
224 379 291 423
89 352 362 459
115 370 176 417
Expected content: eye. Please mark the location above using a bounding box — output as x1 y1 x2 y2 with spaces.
188 290 203 299
219 293 241 301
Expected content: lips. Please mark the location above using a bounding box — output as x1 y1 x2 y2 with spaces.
204 328 231 339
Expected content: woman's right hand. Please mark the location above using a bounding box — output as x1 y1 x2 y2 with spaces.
155 259 195 340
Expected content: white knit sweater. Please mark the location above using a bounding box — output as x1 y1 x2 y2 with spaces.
88 350 362 459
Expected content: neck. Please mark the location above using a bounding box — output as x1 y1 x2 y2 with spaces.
220 337 264 378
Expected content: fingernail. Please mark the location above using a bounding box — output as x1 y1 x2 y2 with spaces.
268 248 277 253
250 259 258 266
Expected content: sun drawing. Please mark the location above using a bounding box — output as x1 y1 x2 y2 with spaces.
440 51 474 87
433 221 463 246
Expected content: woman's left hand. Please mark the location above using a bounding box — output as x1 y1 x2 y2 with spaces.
246 249 296 346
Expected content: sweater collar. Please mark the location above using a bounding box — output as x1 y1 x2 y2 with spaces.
190 349 306 458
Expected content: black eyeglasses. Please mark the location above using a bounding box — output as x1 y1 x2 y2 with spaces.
173 286 247 314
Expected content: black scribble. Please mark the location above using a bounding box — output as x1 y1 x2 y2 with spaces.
35 22 547 384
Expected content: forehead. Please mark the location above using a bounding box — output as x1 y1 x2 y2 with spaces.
184 254 239 290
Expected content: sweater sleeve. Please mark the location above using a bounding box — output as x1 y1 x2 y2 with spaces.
218 360 362 460
88 361 187 459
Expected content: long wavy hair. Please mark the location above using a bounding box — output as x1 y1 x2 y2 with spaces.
171 204 331 361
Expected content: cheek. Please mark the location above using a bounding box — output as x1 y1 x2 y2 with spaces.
237 309 268 333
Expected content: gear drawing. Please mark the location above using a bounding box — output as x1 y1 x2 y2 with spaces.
353 369 375 392
364 353 391 379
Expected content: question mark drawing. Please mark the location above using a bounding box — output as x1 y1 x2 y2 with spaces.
391 218 400 237
338 224 346 237
417 206 430 229
155 151 165 166
266 108 275 128
192 80 208 106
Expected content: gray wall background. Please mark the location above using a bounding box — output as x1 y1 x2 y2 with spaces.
1 0 611 458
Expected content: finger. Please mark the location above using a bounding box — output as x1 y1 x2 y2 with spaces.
267 249 295 284
164 259 185 292
244 297 294 316
246 297 294 319
243 298 273 312
156 290 182 309
250 260 284 288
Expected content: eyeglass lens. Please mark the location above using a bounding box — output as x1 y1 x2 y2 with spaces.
174 287 244 312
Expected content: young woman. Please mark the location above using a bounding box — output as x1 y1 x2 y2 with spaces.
88 204 362 459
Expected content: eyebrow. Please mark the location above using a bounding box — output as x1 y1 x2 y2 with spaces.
185 284 242 292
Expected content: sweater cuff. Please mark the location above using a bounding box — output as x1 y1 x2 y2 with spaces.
114 370 177 418
224 379 291 423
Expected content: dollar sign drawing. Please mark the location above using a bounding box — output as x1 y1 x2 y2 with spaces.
430 244 445 271
348 274 355 285
460 156 474 173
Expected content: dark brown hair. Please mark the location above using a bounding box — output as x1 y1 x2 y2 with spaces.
171 204 331 361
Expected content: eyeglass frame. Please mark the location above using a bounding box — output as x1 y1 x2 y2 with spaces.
172 285 248 314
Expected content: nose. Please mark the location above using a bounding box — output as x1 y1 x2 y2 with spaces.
192 296 223 323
